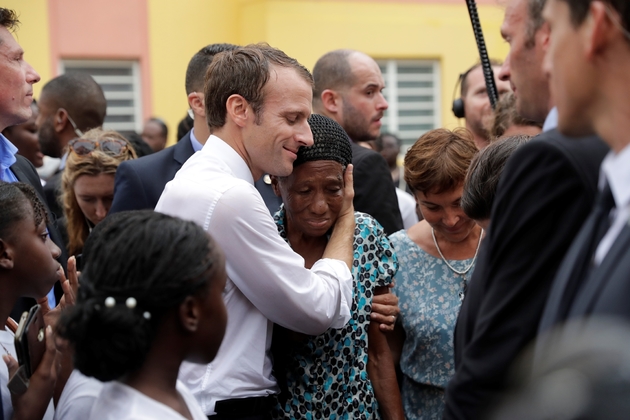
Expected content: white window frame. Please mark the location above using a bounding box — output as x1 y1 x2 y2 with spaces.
60 60 143 134
378 59 442 150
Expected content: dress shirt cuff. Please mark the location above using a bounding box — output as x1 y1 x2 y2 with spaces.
311 258 352 328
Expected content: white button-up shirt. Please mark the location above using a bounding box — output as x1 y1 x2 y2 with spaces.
155 135 352 415
594 143 630 265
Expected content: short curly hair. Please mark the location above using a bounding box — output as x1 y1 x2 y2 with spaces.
0 8 19 32
404 128 478 195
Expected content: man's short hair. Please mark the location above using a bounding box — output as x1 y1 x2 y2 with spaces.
204 43 313 131
486 92 542 139
526 0 548 47
185 43 239 94
374 132 402 151
461 135 531 221
312 49 355 104
460 59 503 97
560 0 629 37
41 73 107 131
0 8 19 32
148 117 168 139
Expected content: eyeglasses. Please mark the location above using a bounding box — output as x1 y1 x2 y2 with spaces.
69 138 128 156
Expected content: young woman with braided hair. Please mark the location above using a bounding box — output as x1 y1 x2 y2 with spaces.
59 210 227 420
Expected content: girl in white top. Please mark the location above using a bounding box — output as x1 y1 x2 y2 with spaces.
59 210 228 420
0 182 65 420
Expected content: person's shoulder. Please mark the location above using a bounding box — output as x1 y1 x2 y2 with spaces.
526 130 608 164
121 143 179 171
351 142 383 163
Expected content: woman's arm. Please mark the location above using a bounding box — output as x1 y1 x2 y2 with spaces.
368 286 404 420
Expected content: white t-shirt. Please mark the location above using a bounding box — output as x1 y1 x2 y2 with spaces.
54 370 103 419
88 380 207 420
396 188 420 230
0 327 54 420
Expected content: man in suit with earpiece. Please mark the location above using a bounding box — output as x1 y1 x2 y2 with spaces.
452 61 511 149
37 73 108 221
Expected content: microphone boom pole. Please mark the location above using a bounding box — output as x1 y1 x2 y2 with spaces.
465 0 499 108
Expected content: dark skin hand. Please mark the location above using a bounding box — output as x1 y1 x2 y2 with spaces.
3 326 59 420
37 256 79 405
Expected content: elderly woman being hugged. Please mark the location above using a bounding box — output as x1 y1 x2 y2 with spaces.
389 128 480 419
270 114 403 420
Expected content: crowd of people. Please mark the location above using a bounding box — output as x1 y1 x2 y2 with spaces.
0 0 629 419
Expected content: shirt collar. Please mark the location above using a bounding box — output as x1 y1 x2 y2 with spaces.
58 151 69 171
542 107 558 132
190 129 204 153
205 134 255 185
600 143 630 209
0 133 18 172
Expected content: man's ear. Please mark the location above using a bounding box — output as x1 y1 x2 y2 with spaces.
188 92 206 119
539 20 551 52
270 175 282 197
225 94 250 128
320 89 341 115
0 239 14 270
585 1 617 58
178 295 200 333
54 108 69 134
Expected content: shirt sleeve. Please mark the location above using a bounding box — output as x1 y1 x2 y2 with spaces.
200 183 352 335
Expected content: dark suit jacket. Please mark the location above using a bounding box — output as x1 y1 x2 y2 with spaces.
443 130 608 420
539 210 630 330
351 142 403 235
109 131 282 215
10 156 68 319
110 131 196 213
43 170 63 222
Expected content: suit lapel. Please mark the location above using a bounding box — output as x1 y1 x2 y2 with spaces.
569 225 630 316
538 213 598 332
173 131 195 166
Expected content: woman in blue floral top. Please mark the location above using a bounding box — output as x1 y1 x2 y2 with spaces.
389 128 482 419
270 114 403 420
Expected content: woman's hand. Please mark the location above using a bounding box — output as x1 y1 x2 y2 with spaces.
371 286 400 332
38 256 79 330
338 164 355 219
4 326 59 420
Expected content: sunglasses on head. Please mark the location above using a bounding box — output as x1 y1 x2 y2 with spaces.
69 138 128 157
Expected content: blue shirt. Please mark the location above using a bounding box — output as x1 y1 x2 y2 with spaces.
0 134 18 183
190 129 204 153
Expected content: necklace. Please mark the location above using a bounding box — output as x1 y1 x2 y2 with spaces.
431 227 483 276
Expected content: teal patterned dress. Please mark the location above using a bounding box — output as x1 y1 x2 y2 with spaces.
389 230 475 420
271 207 398 420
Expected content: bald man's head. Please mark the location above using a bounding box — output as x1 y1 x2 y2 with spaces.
37 73 107 157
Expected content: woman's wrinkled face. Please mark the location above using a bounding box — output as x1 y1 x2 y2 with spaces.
273 160 345 239
73 173 115 226
415 183 477 243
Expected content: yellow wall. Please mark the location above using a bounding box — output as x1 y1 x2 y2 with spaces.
5 0 52 99
236 0 509 132
8 0 509 145
147 0 240 145
147 0 508 145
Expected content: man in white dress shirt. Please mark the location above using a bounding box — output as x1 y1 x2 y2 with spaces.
156 44 356 419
